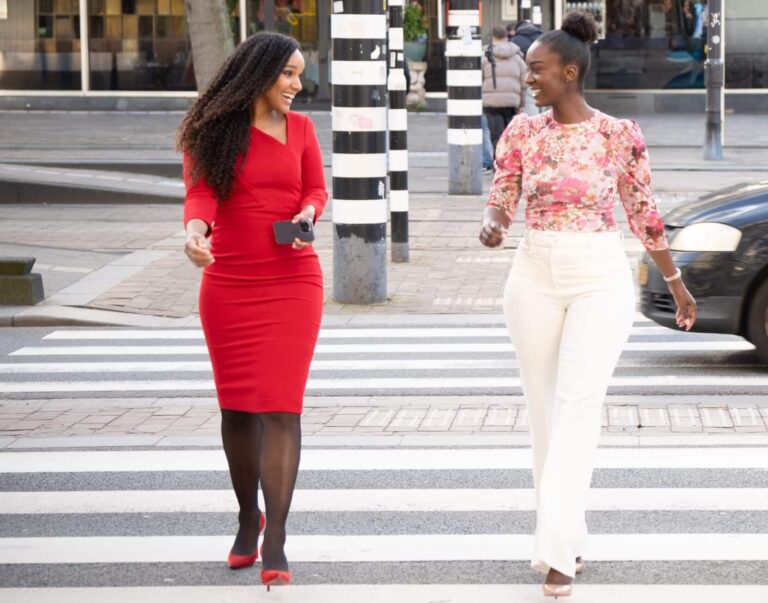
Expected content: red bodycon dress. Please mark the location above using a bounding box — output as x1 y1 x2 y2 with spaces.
183 111 327 414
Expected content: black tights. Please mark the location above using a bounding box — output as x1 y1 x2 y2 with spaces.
221 409 301 571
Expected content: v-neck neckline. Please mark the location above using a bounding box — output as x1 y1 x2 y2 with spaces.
251 114 289 146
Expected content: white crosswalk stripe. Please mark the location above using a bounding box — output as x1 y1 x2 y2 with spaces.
0 323 763 397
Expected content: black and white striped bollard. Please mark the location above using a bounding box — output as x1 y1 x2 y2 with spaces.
446 0 483 195
388 0 409 263
331 0 388 303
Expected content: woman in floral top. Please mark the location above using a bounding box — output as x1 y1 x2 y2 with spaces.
479 11 696 598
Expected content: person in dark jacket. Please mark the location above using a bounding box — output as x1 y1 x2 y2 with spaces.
508 19 543 57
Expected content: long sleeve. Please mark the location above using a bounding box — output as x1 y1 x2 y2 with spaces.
615 120 669 251
487 114 527 220
301 116 328 221
182 154 218 236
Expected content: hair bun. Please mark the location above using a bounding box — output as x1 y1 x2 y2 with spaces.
561 11 598 44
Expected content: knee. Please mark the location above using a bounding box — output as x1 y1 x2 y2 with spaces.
260 412 301 433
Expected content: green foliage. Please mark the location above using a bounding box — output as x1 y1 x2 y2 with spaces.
404 3 427 42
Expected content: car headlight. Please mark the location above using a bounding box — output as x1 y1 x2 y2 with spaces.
669 222 742 252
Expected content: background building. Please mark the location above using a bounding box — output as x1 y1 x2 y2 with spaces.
0 0 764 111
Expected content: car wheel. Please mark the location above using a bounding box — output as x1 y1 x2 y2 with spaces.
747 278 768 364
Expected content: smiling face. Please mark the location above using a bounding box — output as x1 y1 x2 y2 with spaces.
262 49 305 114
525 40 580 108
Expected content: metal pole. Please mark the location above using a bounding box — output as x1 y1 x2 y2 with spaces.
331 0 388 304
704 0 724 161
520 0 532 23
446 0 483 195
388 0 409 263
78 0 89 93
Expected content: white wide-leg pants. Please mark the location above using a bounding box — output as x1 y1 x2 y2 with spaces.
503 229 636 578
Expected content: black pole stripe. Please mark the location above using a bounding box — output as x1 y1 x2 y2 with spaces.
448 115 482 130
388 90 407 108
445 25 481 39
333 131 387 154
447 86 482 100
389 172 408 191
391 211 408 244
332 39 387 61
389 130 407 150
450 0 479 9
332 85 388 108
447 56 482 71
333 177 386 201
333 0 384 15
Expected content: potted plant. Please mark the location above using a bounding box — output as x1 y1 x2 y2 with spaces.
403 2 428 62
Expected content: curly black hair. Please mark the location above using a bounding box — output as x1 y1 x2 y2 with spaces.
176 32 299 203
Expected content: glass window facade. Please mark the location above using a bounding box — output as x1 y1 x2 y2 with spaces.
584 0 708 90
0 0 82 90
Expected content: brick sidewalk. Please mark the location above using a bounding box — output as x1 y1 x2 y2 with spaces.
2 399 767 442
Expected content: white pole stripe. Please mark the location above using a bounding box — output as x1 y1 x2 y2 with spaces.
2 534 768 564
332 199 388 225
332 154 388 178
389 189 409 211
331 61 387 85
4 488 768 514
448 129 484 145
389 28 404 50
446 39 483 57
3 447 768 473
447 10 480 26
388 109 408 131
389 149 409 172
446 70 483 87
447 99 484 116
387 76 407 91
330 15 387 39
331 106 388 132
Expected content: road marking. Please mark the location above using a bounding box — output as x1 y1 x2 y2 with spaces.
9 341 756 356
2 533 768 563
41 326 677 340
3 447 768 473
3 374 768 394
2 585 767 603
2 488 768 514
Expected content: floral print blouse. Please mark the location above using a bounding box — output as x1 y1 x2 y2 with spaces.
487 110 669 251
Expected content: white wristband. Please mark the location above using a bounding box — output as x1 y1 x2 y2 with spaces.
663 268 682 283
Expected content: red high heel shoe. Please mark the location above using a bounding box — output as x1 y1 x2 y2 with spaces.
261 569 291 591
226 511 266 569
259 543 291 591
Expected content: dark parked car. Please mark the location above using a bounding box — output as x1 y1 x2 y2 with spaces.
639 180 768 363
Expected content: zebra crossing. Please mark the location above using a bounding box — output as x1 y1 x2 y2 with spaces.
0 319 766 398
1 444 768 600
1 322 767 599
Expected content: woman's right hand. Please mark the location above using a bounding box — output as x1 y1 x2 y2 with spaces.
184 231 214 267
479 220 507 248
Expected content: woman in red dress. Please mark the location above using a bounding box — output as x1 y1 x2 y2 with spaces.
176 32 326 590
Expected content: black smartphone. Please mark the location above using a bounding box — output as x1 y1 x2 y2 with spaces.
273 219 315 244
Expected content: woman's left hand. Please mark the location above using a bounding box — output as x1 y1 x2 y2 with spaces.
668 279 697 331
291 205 316 250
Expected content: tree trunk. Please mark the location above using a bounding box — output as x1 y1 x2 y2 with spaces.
184 0 235 92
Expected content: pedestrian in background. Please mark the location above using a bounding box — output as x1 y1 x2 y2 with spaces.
508 19 545 115
479 11 696 598
177 31 327 591
482 26 527 161
508 18 544 57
